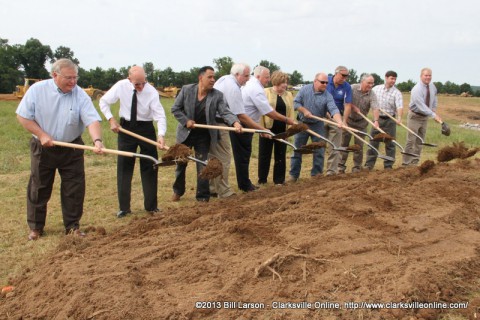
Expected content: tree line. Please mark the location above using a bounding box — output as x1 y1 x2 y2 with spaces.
1 37 478 96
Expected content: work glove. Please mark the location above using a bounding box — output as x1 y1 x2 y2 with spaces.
441 122 451 136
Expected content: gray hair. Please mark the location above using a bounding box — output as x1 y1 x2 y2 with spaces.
51 58 78 76
253 65 269 77
334 66 348 74
230 63 250 76
360 73 373 82
420 67 432 75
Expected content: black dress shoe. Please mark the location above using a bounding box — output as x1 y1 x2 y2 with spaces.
147 208 161 214
196 198 209 202
116 209 132 218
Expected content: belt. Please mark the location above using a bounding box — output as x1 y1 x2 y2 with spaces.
379 115 394 119
120 117 153 125
410 110 427 117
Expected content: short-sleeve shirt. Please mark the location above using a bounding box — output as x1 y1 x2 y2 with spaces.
241 77 273 123
326 75 352 115
16 79 101 142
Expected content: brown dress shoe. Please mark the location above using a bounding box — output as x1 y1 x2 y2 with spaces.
28 229 42 241
171 193 181 202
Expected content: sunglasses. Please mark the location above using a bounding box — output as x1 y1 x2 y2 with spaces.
340 73 349 78
316 80 329 84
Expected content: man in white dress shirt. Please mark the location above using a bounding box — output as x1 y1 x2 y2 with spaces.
100 66 167 217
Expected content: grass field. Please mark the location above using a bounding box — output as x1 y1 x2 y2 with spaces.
0 94 479 287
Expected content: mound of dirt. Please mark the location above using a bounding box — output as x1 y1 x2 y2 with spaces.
2 160 480 319
161 144 192 162
437 142 478 162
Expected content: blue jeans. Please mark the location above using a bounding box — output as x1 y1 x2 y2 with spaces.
289 121 325 178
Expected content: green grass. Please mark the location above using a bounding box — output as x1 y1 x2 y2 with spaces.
0 94 479 287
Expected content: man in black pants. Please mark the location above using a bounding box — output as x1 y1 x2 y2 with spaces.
171 66 242 202
100 66 167 217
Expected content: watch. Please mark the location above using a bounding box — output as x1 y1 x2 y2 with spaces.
94 139 103 143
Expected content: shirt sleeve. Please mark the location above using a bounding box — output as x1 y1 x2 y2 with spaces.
344 84 353 104
252 90 273 115
78 90 102 127
370 90 379 110
293 88 304 110
326 93 340 116
99 82 120 120
395 90 403 110
151 97 167 136
16 85 36 120
224 84 245 115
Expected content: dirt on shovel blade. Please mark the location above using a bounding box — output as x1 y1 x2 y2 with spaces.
419 160 435 175
161 144 192 163
285 123 309 136
301 141 326 150
371 133 394 142
437 142 479 162
198 157 223 180
346 144 361 151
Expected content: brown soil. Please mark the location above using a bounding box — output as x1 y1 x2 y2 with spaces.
161 144 192 162
198 157 223 180
302 141 326 150
285 123 309 137
2 159 480 319
418 160 435 175
346 144 361 152
437 142 479 162
371 133 394 142
0 93 18 101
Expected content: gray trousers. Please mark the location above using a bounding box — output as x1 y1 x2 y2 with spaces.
403 112 428 165
365 117 397 169
338 120 368 173
209 123 235 198
325 122 342 175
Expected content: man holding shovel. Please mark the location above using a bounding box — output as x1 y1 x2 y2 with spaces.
171 66 242 202
100 66 167 218
364 71 403 170
338 74 379 173
289 72 343 182
402 68 445 166
16 58 104 240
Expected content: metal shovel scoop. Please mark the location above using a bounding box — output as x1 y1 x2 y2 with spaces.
52 141 174 168
380 110 437 147
356 111 420 158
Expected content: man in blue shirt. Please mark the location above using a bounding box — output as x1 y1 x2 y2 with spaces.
325 66 352 176
16 59 104 240
289 73 344 181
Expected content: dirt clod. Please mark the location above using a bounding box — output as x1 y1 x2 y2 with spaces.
346 144 361 151
161 144 192 162
198 157 223 180
284 123 309 137
418 160 435 175
437 142 478 162
301 141 326 150
371 133 394 142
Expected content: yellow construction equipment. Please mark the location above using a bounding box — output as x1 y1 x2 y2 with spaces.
157 85 179 98
82 85 104 100
14 78 43 99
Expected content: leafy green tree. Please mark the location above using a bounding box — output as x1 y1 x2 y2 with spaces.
434 81 444 94
396 79 416 92
158 67 176 87
259 60 280 74
119 66 130 79
213 56 233 77
52 46 79 65
0 38 23 93
459 83 473 94
16 38 52 79
348 69 359 84
143 62 155 82
289 70 304 85
371 73 384 86
443 81 460 95
104 68 122 89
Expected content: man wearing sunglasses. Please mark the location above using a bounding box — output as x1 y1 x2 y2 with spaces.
100 66 167 218
325 66 353 176
289 73 343 182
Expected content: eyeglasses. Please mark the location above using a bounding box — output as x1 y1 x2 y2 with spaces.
133 81 147 87
57 73 79 81
316 79 329 84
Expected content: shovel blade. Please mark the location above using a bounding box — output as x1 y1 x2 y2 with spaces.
401 151 420 158
421 142 437 147
272 132 289 140
334 147 353 153
378 155 395 162
295 148 315 154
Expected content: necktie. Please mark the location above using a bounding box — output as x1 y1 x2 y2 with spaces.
130 89 137 127
425 84 430 108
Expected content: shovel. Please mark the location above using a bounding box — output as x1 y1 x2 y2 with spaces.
192 123 315 154
118 127 207 166
192 123 306 140
308 115 395 161
380 109 437 147
356 112 420 158
52 141 174 168
306 116 359 152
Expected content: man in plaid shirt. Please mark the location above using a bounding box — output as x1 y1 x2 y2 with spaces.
364 71 403 170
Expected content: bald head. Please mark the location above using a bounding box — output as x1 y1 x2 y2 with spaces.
313 72 329 92
128 66 147 92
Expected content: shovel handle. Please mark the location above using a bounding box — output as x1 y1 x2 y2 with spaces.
192 123 255 133
356 112 387 134
379 109 415 135
52 141 137 158
118 127 166 149
309 115 366 135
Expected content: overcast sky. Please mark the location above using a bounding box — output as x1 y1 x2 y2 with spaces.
1 0 479 85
